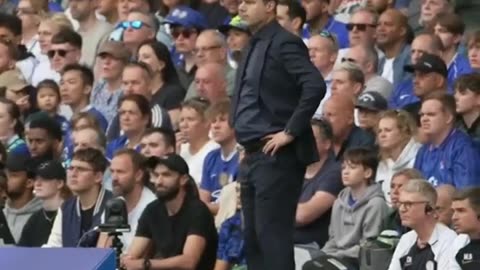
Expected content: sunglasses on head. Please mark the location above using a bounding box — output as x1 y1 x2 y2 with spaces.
341 57 357 63
171 28 197 39
319 30 336 43
47 49 71 58
346 23 376 32
121 20 151 30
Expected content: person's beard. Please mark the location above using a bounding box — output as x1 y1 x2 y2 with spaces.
112 178 135 197
6 188 26 201
156 182 181 202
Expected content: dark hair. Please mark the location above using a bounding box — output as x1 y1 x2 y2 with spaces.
51 28 82 49
278 0 306 26
143 127 176 149
343 147 379 182
454 73 480 94
434 12 465 36
119 94 152 128
37 79 61 99
28 116 63 141
124 61 153 80
137 40 180 84
0 141 6 164
206 99 231 121
62 64 94 87
0 13 22 36
453 187 480 215
0 98 24 137
113 148 146 172
72 148 108 172
71 112 102 131
423 92 456 117
310 118 334 141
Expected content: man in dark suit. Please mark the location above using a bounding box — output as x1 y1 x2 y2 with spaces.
230 0 326 268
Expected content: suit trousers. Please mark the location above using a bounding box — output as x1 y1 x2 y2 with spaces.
239 143 305 270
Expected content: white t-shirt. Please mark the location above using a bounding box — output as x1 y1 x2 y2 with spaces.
31 61 60 87
121 187 156 250
180 141 220 184
381 58 395 84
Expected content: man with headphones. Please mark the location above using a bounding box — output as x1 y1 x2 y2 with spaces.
448 188 480 269
388 179 457 270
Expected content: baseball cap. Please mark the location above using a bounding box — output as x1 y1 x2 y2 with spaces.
164 6 208 30
0 69 28 92
218 16 250 35
97 41 131 63
355 91 388 112
404 53 448 78
34 160 66 181
5 153 30 172
145 153 189 175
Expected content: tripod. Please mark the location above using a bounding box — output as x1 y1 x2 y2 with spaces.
109 232 125 270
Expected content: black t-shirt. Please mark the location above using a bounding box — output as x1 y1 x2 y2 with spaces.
400 243 437 270
80 207 94 235
455 239 480 270
17 209 56 247
151 82 186 111
136 196 218 270
294 153 343 246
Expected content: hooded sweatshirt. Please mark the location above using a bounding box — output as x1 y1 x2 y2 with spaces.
3 197 42 243
322 183 389 260
375 138 421 205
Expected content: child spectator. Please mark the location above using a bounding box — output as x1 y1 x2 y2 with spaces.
355 91 388 133
200 99 239 215
35 79 70 135
320 147 388 267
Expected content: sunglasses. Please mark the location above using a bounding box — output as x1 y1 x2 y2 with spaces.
47 49 73 58
346 23 377 32
341 57 357 63
121 20 151 30
171 28 197 39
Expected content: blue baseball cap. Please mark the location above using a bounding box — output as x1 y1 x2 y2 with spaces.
164 6 208 30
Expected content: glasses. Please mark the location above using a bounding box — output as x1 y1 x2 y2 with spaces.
171 28 197 39
47 49 74 58
121 20 151 30
16 8 36 15
67 165 94 173
193 45 221 54
341 57 357 63
398 200 429 210
346 23 377 32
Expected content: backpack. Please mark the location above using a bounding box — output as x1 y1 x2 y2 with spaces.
359 230 400 270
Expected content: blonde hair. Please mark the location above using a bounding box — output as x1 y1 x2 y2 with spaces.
378 110 417 159
42 13 74 32
403 179 437 208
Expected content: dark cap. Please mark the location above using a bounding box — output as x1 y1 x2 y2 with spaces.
5 152 30 172
97 41 131 62
404 53 448 78
355 91 388 112
34 160 66 181
146 153 189 175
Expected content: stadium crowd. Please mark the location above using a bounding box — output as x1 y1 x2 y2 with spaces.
0 0 479 269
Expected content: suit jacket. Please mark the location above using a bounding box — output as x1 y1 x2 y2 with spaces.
231 20 326 166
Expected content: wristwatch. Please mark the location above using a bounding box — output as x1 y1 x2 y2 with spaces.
143 258 151 270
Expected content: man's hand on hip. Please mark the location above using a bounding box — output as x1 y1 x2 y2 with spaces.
262 131 294 156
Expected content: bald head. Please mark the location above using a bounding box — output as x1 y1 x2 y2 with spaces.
411 33 444 64
195 30 227 66
377 9 408 48
436 184 455 226
195 62 227 103
383 9 408 28
323 96 355 138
